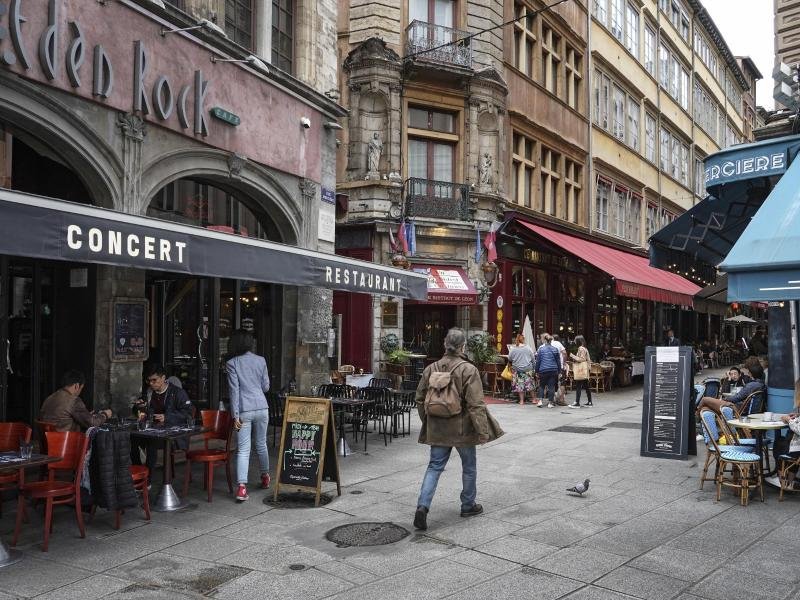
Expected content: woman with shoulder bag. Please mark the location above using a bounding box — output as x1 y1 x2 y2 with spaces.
508 334 536 405
569 335 593 408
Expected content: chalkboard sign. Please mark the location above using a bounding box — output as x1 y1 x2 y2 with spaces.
640 346 693 460
110 299 149 362
273 396 340 506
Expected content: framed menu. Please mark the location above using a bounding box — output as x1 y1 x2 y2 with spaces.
640 345 693 459
110 298 149 362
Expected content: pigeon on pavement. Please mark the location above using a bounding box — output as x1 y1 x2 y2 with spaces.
566 478 590 496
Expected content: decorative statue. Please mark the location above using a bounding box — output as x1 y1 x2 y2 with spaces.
479 152 492 185
368 132 383 173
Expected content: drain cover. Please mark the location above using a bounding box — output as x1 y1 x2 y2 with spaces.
325 522 410 548
263 492 332 508
604 421 641 429
549 425 605 434
289 564 306 571
350 490 364 495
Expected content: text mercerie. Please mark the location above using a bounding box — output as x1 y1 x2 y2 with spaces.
324 266 402 293
66 225 186 264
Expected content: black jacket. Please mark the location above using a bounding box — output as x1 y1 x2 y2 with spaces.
90 430 137 510
142 383 194 427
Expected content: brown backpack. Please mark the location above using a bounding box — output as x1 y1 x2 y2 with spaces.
424 360 467 418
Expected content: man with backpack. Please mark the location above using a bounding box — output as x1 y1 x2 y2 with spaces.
413 328 504 531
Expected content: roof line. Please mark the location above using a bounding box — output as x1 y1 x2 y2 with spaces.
687 0 749 91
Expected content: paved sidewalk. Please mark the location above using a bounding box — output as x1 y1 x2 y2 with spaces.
2 372 800 599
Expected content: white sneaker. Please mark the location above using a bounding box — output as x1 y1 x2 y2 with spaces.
547 403 555 408
568 404 580 409
696 434 704 442
764 475 781 488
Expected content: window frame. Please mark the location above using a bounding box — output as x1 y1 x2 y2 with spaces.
271 0 294 72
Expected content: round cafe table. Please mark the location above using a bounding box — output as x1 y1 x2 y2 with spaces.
727 413 786 479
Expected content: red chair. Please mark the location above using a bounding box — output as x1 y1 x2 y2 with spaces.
34 420 57 453
12 431 88 552
91 464 151 530
182 410 233 503
0 423 32 516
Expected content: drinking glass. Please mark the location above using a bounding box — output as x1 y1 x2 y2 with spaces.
186 415 195 429
19 442 32 460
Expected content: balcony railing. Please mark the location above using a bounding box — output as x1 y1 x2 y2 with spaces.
405 21 472 69
404 178 471 221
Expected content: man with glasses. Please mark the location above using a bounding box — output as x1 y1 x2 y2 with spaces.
131 364 194 472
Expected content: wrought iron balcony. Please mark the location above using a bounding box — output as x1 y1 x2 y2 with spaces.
405 21 472 69
404 178 472 221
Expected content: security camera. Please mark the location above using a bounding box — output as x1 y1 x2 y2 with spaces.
300 117 311 129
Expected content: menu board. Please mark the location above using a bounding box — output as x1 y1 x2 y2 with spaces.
110 299 149 362
273 396 340 505
640 346 693 459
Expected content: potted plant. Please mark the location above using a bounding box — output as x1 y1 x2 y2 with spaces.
467 332 501 370
380 334 411 377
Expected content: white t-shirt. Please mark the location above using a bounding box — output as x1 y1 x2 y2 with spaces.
550 340 566 369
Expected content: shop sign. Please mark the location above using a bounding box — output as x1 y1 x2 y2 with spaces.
66 224 189 267
0 0 212 135
324 266 403 294
321 188 336 205
210 107 241 127
522 249 576 270
705 152 784 186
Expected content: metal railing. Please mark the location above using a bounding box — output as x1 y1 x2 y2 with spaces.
405 21 472 69
404 178 471 221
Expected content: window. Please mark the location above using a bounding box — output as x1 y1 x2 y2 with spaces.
658 43 669 89
680 144 689 186
540 146 561 215
541 24 561 94
612 85 625 140
565 45 582 109
595 178 611 232
645 113 656 163
725 74 743 116
660 43 690 110
680 67 690 110
513 2 536 77
644 25 656 75
646 203 659 240
565 159 582 223
409 107 455 132
593 70 610 129
659 127 690 185
663 0 689 42
693 81 720 141
594 0 607 24
610 0 624 41
271 0 293 72
694 157 706 197
659 127 670 172
625 3 639 55
226 0 254 50
611 184 627 238
410 0 454 25
627 98 640 151
628 192 642 244
512 132 536 208
408 108 456 185
694 30 721 82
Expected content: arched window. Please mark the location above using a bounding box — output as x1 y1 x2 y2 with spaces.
147 178 273 240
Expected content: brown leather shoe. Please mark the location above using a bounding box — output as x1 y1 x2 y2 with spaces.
460 504 483 518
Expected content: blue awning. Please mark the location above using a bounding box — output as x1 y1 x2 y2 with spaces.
721 149 800 301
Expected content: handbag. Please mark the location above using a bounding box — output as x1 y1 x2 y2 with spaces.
501 364 513 381
573 361 589 380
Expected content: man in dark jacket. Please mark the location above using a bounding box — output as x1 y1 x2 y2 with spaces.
40 370 112 432
413 328 504 531
131 364 194 471
535 334 562 409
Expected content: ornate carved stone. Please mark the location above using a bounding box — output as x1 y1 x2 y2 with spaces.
299 177 318 201
227 152 247 178
116 112 147 215
389 83 404 94
343 37 401 71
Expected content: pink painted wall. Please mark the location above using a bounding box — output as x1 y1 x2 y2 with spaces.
0 0 322 180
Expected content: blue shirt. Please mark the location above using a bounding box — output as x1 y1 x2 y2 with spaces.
728 379 764 406
226 351 270 418
535 344 561 373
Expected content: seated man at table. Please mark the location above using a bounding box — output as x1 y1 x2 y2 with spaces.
720 367 744 394
131 364 194 471
40 370 112 432
697 363 765 414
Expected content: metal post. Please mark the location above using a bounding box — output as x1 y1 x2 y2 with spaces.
791 301 799 381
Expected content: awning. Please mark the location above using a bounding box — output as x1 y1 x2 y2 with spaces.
649 134 800 283
721 148 800 301
519 222 700 306
407 265 478 305
0 189 429 300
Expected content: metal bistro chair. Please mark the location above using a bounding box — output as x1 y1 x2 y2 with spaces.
0 422 32 516
13 431 89 552
355 387 390 448
368 377 393 389
266 392 286 448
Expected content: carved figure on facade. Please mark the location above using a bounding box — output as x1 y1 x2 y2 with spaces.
227 152 247 178
368 131 383 174
479 152 493 186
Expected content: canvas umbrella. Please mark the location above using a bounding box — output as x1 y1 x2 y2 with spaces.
725 315 757 323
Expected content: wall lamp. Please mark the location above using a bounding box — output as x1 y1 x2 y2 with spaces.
161 18 226 38
481 261 499 288
210 54 269 74
324 121 344 130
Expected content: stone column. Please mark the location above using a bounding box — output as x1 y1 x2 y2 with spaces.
295 287 333 394
117 113 147 215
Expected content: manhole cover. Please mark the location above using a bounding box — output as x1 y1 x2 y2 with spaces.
604 421 641 429
289 564 306 571
350 490 364 495
325 522 410 547
549 425 605 434
263 492 332 508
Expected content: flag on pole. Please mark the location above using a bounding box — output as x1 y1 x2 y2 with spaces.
398 221 409 253
475 226 482 263
483 222 497 262
388 224 397 252
408 220 417 256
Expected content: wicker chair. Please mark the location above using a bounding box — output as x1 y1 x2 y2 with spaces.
698 409 749 490
776 437 800 501
734 390 766 419
588 363 606 393
337 365 355 376
702 378 722 399
599 361 615 392
700 409 763 505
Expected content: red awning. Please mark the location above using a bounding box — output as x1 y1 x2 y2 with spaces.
408 265 478 305
519 223 701 307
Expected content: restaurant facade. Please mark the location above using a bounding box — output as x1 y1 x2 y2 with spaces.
0 0 428 423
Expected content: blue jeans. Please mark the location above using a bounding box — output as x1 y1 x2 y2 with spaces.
538 371 558 403
236 409 270 485
417 445 477 512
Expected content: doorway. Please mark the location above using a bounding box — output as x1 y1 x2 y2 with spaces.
403 304 456 360
0 258 95 423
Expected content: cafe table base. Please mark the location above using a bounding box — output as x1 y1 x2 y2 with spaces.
153 483 190 512
0 544 22 568
337 436 352 457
